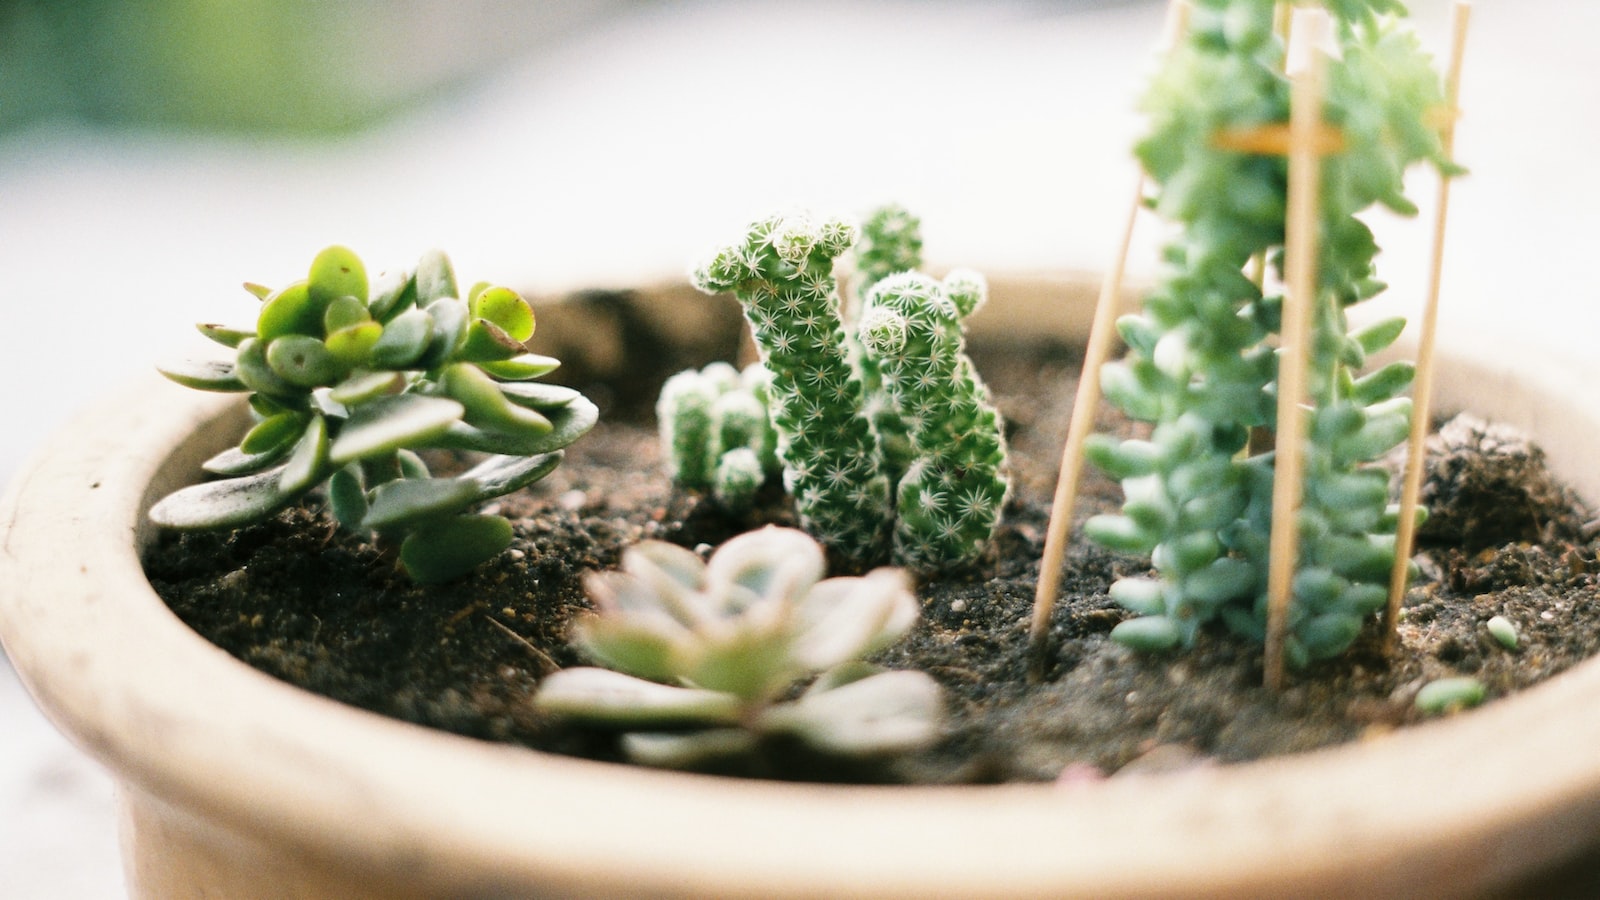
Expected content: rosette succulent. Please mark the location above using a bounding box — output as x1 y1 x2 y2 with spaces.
151 245 597 582
533 526 943 769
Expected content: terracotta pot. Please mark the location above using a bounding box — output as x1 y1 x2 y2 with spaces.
2 276 1598 899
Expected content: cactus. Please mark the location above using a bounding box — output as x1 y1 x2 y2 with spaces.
1084 1 1455 664
853 204 924 480
152 246 597 582
656 361 781 511
533 526 943 768
691 214 893 570
857 270 1009 571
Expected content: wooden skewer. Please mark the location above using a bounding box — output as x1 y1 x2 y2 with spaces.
1026 0 1190 681
1263 6 1328 692
1384 1 1473 651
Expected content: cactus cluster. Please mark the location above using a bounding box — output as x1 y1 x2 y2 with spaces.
689 208 1009 574
1085 0 1455 665
656 361 780 512
533 526 942 769
151 246 597 582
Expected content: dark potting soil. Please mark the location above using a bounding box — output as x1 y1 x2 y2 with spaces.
144 304 1600 785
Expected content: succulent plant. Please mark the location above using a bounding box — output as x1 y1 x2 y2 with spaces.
858 270 1010 572
691 214 894 570
533 526 942 769
1084 1 1454 664
151 245 597 582
690 207 1010 575
656 361 780 512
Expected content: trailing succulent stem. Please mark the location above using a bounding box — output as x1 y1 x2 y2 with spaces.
533 526 942 769
153 246 597 582
689 207 1009 575
1086 1 1454 664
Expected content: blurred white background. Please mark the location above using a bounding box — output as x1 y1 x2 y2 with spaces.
1 0 1594 894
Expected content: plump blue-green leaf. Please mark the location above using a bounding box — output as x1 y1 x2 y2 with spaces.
278 413 329 496
1083 514 1158 554
368 308 434 370
1108 577 1167 615
396 448 431 480
1350 361 1415 405
1352 316 1407 355
328 371 401 406
1110 616 1182 652
399 513 513 582
328 465 367 528
240 411 308 456
1415 677 1485 715
265 335 345 388
414 249 459 304
478 353 561 381
328 394 465 465
469 285 535 342
147 465 293 530
360 477 481 531
157 358 248 392
1084 435 1161 479
1182 557 1256 605
1298 613 1363 660
257 281 325 342
497 382 580 411
196 322 254 349
307 245 367 306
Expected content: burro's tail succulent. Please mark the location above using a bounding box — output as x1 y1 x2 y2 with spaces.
691 214 892 570
857 270 1009 572
151 245 597 582
533 526 943 769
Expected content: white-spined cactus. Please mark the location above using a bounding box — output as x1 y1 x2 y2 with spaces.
533 526 943 768
692 214 894 570
152 246 597 582
656 361 780 512
857 269 1009 572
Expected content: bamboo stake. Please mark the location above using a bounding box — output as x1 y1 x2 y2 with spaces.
1263 7 1328 691
1384 1 1473 650
1026 0 1190 681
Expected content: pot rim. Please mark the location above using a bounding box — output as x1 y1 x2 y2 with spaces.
3 274 1598 898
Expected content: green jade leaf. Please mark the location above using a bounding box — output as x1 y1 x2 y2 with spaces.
324 321 384 366
432 394 596 455
469 286 535 341
201 441 292 477
328 371 401 406
265 334 345 388
278 414 330 496
456 318 524 363
239 411 308 456
458 452 563 501
478 353 561 381
415 250 459 304
233 338 299 398
256 281 324 342
367 267 416 322
196 322 254 349
307 245 368 306
157 358 247 392
440 363 553 436
147 465 292 530
399 514 513 583
327 394 464 466
360 477 482 531
418 298 470 369
497 382 580 411
368 308 433 369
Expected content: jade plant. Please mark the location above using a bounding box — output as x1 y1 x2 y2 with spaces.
150 245 597 582
689 208 1008 574
656 361 780 512
1084 0 1456 665
533 526 943 769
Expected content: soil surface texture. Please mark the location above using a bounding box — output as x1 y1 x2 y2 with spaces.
146 304 1600 785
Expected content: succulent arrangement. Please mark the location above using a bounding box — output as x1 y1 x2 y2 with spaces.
687 206 1009 574
1082 0 1457 665
151 245 597 582
533 526 942 769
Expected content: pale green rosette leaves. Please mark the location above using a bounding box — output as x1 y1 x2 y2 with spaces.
152 245 597 583
533 526 942 769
